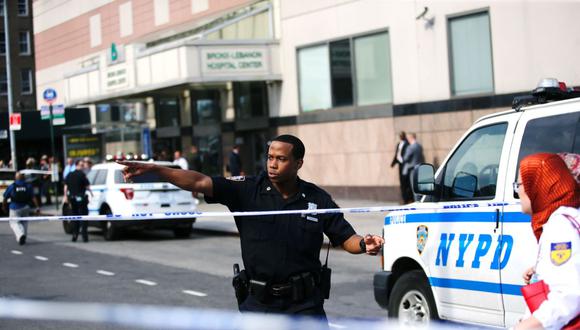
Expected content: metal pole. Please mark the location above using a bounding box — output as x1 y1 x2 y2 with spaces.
49 103 58 212
4 0 17 170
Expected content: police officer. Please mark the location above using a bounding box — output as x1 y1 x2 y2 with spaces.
120 135 383 322
2 172 39 245
63 159 92 242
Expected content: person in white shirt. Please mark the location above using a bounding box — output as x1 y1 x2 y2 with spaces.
173 150 189 170
514 153 580 329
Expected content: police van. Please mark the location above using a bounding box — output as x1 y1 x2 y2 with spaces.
373 79 580 327
63 160 199 240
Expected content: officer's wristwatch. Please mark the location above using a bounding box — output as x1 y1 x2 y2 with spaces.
359 238 366 253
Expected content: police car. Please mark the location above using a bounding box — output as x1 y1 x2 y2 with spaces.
63 160 199 240
373 79 580 327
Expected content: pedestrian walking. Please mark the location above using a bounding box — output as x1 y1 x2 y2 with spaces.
402 132 424 203
173 150 189 170
63 157 75 179
228 144 243 176
188 145 202 172
40 155 52 205
119 134 383 324
63 159 92 242
514 153 579 330
2 172 39 245
390 131 409 204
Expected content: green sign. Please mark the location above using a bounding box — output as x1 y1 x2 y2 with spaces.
111 43 118 62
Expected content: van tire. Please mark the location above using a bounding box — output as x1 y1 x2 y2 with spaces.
388 270 439 324
62 203 73 234
100 206 119 241
173 225 192 238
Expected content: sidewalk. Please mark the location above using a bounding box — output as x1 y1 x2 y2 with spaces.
40 198 397 237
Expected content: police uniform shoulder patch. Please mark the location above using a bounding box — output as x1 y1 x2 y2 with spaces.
226 176 246 181
417 225 428 255
550 241 572 266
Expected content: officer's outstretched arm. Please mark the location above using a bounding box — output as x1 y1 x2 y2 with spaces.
118 161 214 197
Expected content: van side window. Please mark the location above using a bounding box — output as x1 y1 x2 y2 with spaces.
518 112 580 162
114 170 125 184
440 123 508 201
92 170 107 185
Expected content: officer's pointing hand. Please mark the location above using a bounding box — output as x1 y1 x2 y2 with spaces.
364 234 384 255
117 161 154 182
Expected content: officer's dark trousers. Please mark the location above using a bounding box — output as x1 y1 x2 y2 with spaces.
239 294 328 329
70 199 88 241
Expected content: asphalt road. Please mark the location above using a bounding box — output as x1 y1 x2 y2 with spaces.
0 219 386 329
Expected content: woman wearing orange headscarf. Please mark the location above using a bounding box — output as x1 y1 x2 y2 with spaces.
514 153 580 330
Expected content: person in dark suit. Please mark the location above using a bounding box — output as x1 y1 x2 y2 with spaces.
402 132 425 203
390 131 409 203
228 144 243 176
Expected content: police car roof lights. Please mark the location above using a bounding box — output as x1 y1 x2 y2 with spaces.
513 78 580 111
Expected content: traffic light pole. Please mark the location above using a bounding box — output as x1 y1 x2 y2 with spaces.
49 104 59 212
4 1 17 170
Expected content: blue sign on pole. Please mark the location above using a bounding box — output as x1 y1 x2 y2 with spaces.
43 88 57 103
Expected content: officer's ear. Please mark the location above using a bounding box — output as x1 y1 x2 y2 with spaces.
296 159 303 171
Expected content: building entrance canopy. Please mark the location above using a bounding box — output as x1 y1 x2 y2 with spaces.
64 41 280 106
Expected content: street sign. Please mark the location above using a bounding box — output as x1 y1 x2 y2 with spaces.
40 104 66 125
9 113 21 130
43 88 57 104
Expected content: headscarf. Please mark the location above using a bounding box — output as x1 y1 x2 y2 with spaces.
520 153 580 241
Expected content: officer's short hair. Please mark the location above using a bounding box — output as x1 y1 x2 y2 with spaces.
271 135 305 160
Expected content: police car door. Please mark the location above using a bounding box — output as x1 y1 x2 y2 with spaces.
501 102 580 326
427 117 515 326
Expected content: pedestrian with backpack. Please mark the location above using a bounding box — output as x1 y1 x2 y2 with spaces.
2 172 39 245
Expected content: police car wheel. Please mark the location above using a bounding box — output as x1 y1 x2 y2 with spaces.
62 203 73 234
388 270 438 324
173 226 192 238
100 206 120 241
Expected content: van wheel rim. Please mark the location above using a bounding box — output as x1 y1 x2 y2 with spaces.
398 290 430 324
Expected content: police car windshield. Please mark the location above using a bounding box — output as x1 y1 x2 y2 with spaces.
113 166 180 184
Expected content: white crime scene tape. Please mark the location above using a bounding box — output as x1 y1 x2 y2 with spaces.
0 202 516 222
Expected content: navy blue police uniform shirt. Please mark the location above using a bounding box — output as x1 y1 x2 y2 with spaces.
205 172 356 283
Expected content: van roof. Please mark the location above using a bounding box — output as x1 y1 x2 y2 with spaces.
474 95 580 124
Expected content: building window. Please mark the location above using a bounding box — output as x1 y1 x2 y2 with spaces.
19 31 30 55
0 71 7 94
17 0 29 16
297 31 392 112
330 39 353 107
90 14 102 47
354 32 393 106
234 82 268 120
119 2 133 37
298 45 331 112
448 11 494 96
21 68 32 94
0 32 5 55
0 1 4 16
154 0 169 26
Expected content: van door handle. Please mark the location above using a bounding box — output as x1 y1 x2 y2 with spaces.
494 209 500 233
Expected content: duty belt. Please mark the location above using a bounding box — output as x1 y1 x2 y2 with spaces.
249 271 319 301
